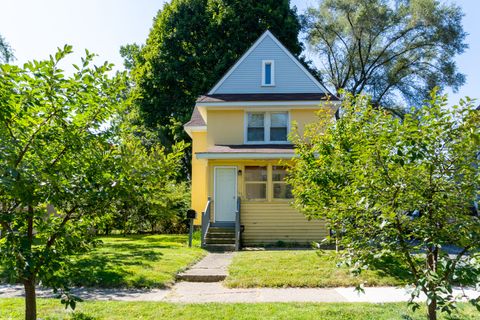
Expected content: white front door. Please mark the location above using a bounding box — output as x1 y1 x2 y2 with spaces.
214 167 237 222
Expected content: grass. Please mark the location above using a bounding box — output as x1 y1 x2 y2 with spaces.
1 298 479 320
1 234 206 289
225 250 411 288
64 234 206 288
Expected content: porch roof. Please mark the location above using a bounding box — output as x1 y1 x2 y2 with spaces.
196 144 295 160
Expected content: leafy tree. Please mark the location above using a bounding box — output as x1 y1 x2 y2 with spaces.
288 91 480 320
303 0 467 113
126 0 303 174
110 131 190 235
0 34 14 63
119 43 142 71
0 47 126 320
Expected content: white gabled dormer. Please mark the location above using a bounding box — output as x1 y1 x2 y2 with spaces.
208 30 329 95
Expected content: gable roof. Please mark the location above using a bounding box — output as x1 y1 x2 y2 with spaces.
208 30 331 95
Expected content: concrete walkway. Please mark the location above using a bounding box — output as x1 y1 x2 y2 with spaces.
2 283 478 303
176 252 235 282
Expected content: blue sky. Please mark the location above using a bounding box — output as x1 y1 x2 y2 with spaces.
0 0 478 105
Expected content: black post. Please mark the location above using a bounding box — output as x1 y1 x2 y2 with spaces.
187 209 197 248
188 218 194 248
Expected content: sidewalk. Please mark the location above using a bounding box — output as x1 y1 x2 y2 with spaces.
1 251 479 303
2 283 478 303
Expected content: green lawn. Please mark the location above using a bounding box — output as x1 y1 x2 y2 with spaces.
225 250 411 288
1 298 478 320
1 234 206 289
65 234 206 288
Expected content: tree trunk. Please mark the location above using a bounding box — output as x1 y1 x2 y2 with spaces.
426 244 438 320
24 206 37 319
427 297 437 320
24 278 37 320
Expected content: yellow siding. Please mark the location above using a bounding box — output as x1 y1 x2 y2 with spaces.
241 202 328 245
207 110 244 146
190 106 334 232
191 131 208 225
206 107 326 146
206 160 328 244
290 109 317 137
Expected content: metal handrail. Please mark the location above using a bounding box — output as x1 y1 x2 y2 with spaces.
201 197 212 248
235 197 241 251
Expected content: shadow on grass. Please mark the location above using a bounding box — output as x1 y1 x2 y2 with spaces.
64 246 166 288
100 242 180 251
368 255 413 284
313 249 413 285
101 234 188 245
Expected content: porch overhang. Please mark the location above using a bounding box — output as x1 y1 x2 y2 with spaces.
196 144 295 160
196 152 295 160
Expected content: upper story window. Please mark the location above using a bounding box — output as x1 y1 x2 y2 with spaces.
246 111 289 143
262 60 275 86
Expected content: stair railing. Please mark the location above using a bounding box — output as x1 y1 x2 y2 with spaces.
235 196 241 251
201 197 212 248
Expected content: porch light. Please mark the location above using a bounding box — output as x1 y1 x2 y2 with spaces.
238 169 242 176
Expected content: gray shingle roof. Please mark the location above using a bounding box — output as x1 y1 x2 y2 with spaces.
184 106 206 127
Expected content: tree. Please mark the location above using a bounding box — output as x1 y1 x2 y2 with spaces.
126 0 303 174
110 130 190 235
303 0 467 113
0 46 126 320
288 91 480 320
0 34 14 63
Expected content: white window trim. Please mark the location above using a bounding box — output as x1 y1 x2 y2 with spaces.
261 60 275 86
244 111 290 144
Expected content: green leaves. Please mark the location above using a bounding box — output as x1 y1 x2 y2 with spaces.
0 47 127 317
108 132 189 234
127 0 303 176
289 90 480 319
304 0 467 110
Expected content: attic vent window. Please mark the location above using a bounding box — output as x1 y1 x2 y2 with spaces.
262 60 275 86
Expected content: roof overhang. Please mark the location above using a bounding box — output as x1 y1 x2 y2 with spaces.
196 152 295 160
184 125 206 138
196 100 336 108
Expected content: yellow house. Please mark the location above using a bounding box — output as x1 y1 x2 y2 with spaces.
184 30 339 250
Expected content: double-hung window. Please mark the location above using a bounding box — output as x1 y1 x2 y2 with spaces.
247 113 265 142
246 112 288 143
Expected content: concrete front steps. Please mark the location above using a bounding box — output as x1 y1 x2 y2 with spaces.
205 226 235 252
